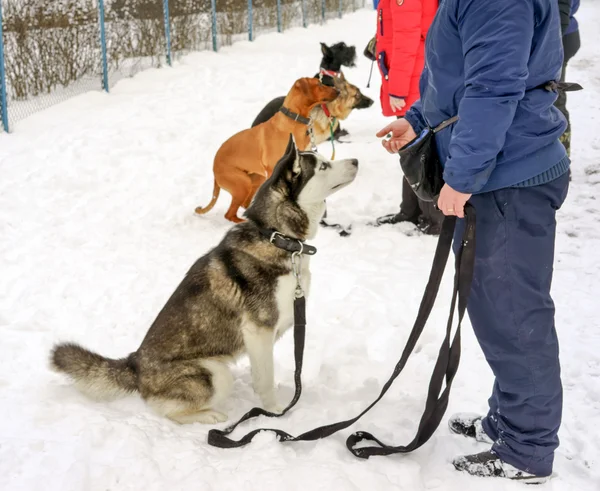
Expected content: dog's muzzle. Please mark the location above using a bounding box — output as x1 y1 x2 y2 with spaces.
354 95 374 109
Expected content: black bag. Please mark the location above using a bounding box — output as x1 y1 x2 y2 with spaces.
363 36 377 62
397 79 584 204
397 116 458 203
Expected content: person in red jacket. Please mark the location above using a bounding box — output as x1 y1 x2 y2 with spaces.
374 0 443 235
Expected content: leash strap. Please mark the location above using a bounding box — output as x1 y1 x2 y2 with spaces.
432 116 459 134
208 206 476 456
321 104 337 160
207 294 307 448
427 80 583 136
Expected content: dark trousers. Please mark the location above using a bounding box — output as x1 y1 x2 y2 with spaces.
555 31 581 157
453 172 570 476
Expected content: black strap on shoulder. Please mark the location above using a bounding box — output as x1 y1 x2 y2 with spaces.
541 81 583 93
432 116 459 133
279 106 312 126
258 228 317 256
429 80 583 135
208 205 476 457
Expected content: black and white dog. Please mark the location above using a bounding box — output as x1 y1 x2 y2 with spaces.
51 136 358 424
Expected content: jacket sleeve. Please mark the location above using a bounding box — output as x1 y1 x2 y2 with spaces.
387 0 423 99
404 65 428 134
558 0 571 37
421 0 438 38
443 0 535 194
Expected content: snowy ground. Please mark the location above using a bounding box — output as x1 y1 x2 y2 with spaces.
1 6 599 491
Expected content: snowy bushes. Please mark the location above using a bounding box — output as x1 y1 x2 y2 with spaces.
2 0 100 100
0 0 359 125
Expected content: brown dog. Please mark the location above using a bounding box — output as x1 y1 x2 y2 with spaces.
195 78 339 223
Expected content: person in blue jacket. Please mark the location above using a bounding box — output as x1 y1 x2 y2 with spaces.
377 0 569 483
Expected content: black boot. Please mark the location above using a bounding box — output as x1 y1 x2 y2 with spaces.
448 413 493 444
416 217 441 236
375 210 418 226
453 451 549 484
375 177 420 227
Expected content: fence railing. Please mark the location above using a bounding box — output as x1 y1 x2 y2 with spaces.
0 0 367 133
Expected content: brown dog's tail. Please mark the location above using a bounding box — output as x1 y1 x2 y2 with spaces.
50 342 137 400
195 179 220 215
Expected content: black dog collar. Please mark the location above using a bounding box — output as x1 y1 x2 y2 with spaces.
259 228 317 255
279 107 311 126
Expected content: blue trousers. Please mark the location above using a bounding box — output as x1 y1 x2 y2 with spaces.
454 172 569 476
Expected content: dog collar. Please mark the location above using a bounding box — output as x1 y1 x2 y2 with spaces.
259 228 317 256
279 107 311 126
320 68 341 79
321 103 332 118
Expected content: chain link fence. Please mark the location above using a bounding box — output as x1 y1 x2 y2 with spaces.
0 0 366 132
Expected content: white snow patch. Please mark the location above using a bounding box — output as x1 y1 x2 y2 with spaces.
0 6 599 491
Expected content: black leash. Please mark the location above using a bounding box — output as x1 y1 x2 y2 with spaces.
208 205 476 458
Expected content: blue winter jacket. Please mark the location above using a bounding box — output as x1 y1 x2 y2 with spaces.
565 0 580 36
404 0 568 194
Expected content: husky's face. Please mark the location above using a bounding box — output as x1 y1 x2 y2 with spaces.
264 134 358 205
246 135 358 239
295 151 358 205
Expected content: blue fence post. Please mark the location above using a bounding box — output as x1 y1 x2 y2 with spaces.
248 0 253 41
321 0 325 23
211 0 218 52
276 0 282 33
302 0 307 28
338 0 343 18
162 0 172 66
97 0 109 92
0 0 8 132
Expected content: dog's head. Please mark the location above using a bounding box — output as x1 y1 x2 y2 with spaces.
246 135 358 239
327 76 374 120
320 42 357 70
349 84 374 110
288 77 340 110
334 74 374 110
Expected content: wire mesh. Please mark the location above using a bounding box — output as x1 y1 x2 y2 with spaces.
169 0 212 59
104 0 168 88
1 0 102 128
0 0 368 130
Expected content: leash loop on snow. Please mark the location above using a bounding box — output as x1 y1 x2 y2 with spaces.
209 207 477 458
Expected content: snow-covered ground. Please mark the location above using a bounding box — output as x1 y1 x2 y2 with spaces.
1 6 599 491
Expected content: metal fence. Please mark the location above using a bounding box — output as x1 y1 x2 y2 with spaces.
0 0 366 132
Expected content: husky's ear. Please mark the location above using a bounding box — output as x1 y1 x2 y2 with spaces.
320 42 331 56
284 134 301 177
283 133 296 159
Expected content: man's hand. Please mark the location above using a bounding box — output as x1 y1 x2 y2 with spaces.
389 96 406 113
376 118 417 153
437 184 472 218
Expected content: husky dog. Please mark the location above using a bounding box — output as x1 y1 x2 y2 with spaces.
50 136 358 424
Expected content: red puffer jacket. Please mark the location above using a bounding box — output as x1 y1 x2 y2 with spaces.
376 0 438 117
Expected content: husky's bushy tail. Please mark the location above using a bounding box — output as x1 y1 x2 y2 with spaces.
50 343 137 400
